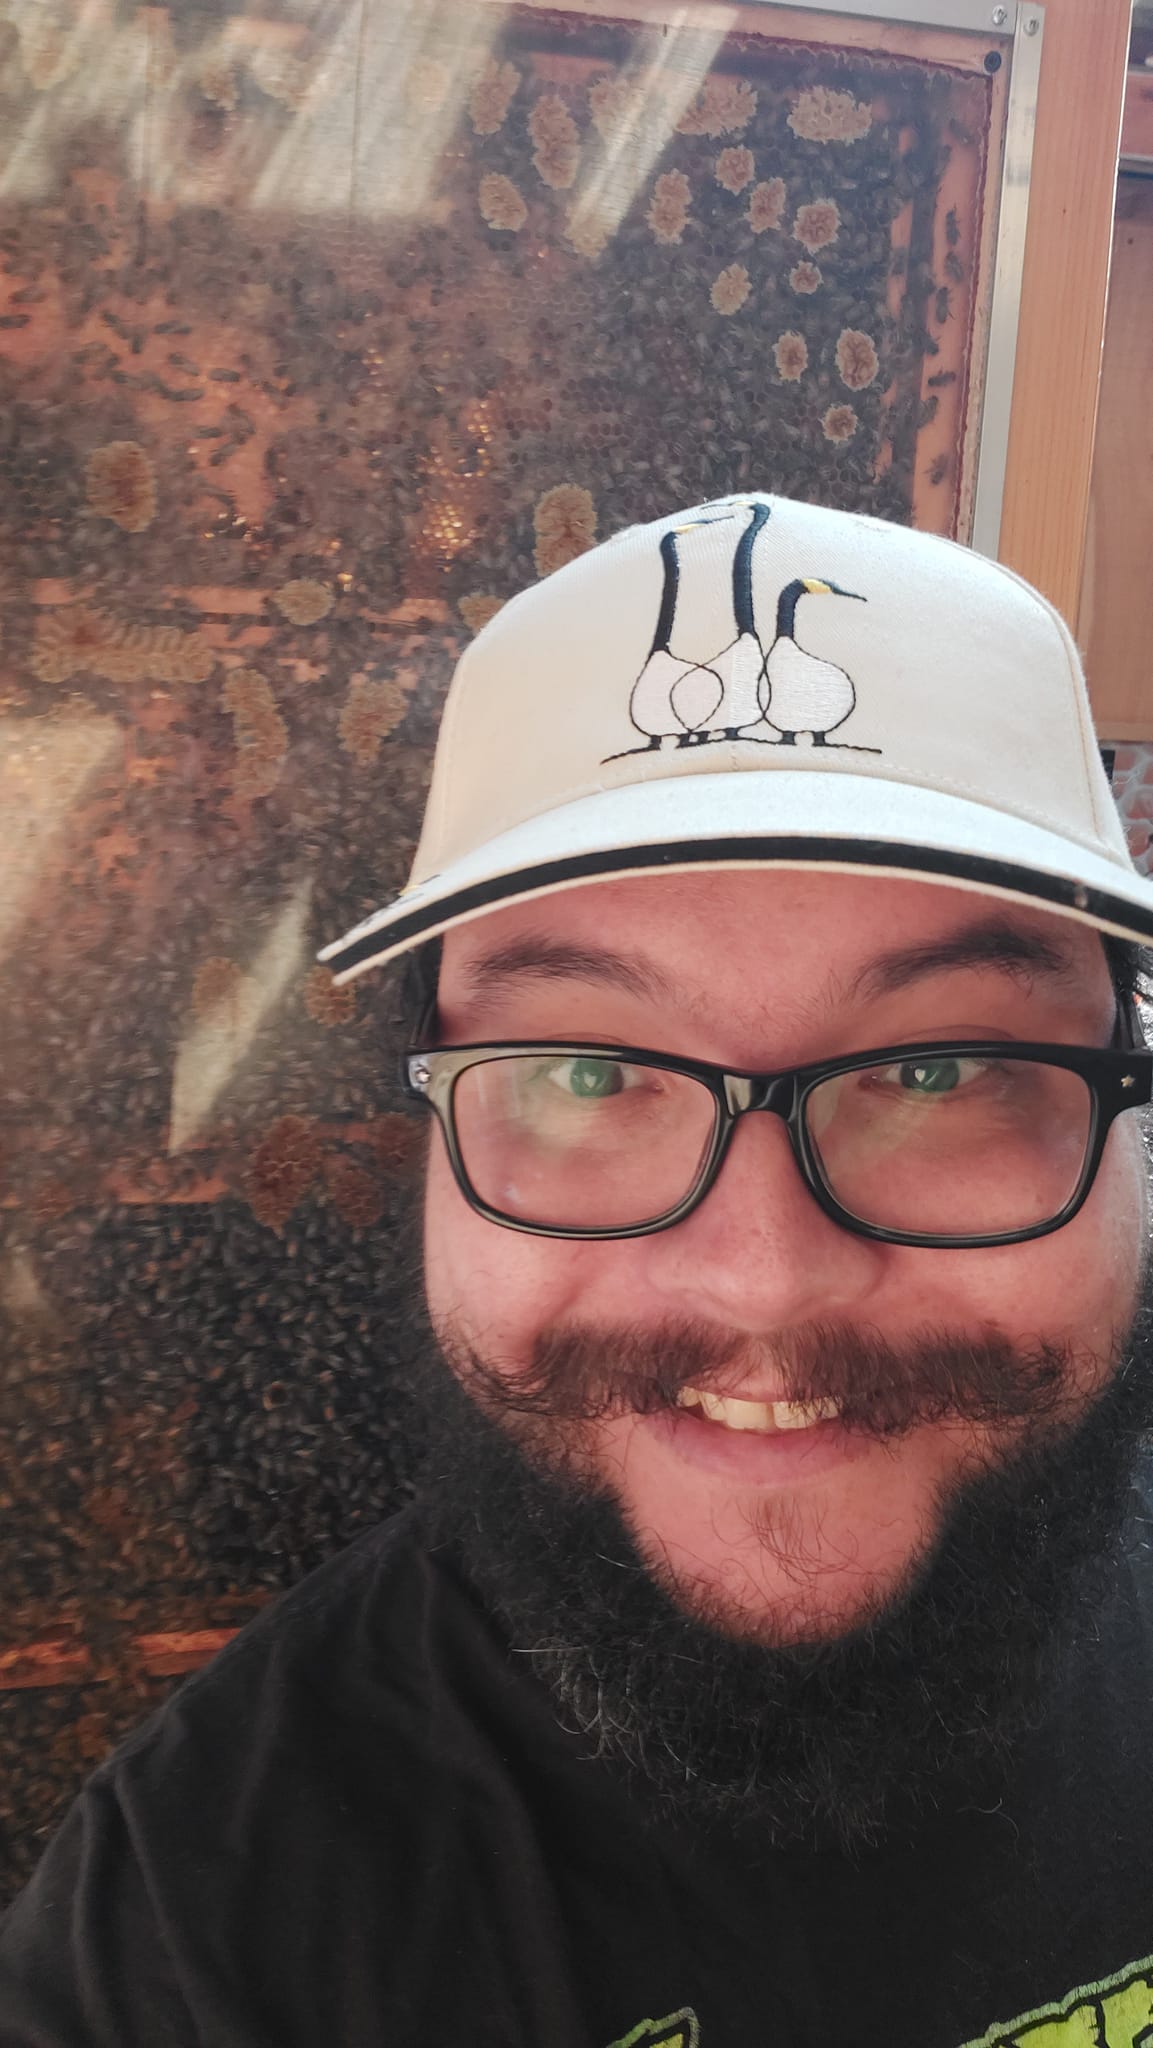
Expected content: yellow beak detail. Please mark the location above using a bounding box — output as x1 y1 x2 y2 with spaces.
802 577 832 595
673 512 741 534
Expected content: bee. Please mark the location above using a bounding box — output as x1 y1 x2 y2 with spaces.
927 369 958 388
934 285 952 324
928 453 951 485
889 248 908 278
944 250 965 284
945 207 961 247
918 394 940 427
949 119 975 147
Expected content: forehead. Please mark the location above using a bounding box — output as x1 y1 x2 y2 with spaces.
440 869 1108 1010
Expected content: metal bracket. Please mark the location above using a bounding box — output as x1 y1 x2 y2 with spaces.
744 0 1018 29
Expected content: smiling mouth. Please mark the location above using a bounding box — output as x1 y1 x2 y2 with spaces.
676 1389 842 1434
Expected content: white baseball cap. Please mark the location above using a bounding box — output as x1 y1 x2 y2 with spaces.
319 492 1153 985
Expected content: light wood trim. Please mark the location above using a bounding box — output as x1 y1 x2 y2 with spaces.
998 0 1131 622
1098 726 1153 745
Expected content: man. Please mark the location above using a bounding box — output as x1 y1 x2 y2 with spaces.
4 492 1153 2048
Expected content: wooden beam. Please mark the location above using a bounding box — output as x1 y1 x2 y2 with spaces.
998 0 1131 624
0 1630 244 1691
134 1629 243 1679
0 1636 93 1692
0 1612 266 1691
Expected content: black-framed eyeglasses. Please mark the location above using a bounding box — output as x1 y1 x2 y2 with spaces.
403 1030 1153 1248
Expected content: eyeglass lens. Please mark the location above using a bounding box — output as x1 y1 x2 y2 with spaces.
452 1053 718 1230
804 1053 1092 1236
449 1050 1095 1237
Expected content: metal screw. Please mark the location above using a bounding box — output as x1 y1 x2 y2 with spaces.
1023 12 1039 31
991 4 1007 23
410 1061 431 1087
1122 1075 1137 1090
1072 886 1089 910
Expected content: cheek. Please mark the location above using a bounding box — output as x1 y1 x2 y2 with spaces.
422 1126 591 1358
1060 1120 1148 1340
1074 1119 1151 1336
948 1121 1148 1390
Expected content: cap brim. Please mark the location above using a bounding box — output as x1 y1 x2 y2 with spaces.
318 770 1153 984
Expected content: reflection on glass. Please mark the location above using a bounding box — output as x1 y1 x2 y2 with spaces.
0 0 1006 1899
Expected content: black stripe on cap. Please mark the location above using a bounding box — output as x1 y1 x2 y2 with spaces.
324 835 1153 977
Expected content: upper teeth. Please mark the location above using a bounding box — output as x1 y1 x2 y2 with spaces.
677 1389 840 1433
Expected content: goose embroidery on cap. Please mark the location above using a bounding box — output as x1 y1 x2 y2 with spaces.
764 573 872 748
624 508 751 752
607 498 880 761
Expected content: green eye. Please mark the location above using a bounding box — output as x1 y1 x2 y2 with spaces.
897 1057 962 1095
564 1057 624 1099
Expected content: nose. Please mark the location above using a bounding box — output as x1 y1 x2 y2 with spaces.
640 1106 887 1333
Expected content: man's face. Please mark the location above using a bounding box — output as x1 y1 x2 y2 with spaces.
422 870 1148 1649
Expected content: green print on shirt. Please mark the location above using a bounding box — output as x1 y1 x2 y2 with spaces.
607 1958 1153 2048
608 2010 701 2048
957 1953 1153 2047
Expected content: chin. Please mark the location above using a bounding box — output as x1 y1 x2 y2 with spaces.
630 1515 928 1648
594 1408 975 1648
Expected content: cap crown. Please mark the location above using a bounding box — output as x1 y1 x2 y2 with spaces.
414 493 1123 887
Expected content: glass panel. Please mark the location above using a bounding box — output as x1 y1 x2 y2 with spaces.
805 1054 1094 1236
0 0 1010 1896
453 1053 717 1227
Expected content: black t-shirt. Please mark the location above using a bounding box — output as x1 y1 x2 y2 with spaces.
3 1488 1153 2048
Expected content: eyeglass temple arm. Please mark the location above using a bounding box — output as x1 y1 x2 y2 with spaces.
405 938 444 1049
1115 990 1147 1054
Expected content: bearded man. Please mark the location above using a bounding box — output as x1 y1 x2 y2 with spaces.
4 494 1153 2048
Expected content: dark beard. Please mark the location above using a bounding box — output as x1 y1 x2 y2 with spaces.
408 1287 1153 1855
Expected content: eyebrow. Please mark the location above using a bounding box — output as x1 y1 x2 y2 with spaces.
461 935 678 1010
848 916 1078 1002
462 915 1080 1021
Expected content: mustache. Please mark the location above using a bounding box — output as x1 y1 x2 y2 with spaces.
457 1317 1081 1440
